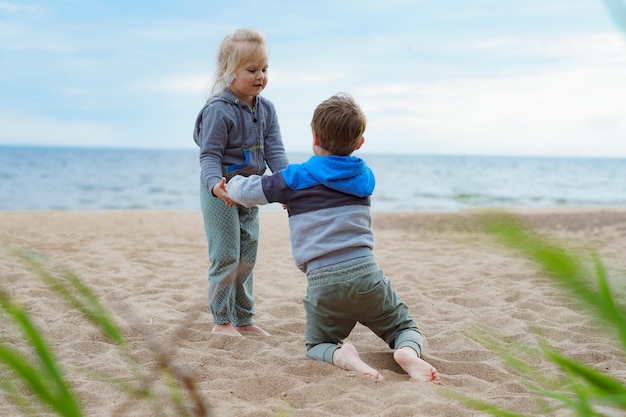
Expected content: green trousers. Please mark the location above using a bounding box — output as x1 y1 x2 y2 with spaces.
303 256 424 364
200 179 259 326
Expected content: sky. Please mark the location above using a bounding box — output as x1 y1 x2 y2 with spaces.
1 1 625 157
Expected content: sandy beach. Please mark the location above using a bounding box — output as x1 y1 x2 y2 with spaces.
1 208 625 416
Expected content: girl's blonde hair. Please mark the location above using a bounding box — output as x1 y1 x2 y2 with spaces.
210 28 268 95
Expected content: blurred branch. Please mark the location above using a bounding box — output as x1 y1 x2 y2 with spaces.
0 248 212 417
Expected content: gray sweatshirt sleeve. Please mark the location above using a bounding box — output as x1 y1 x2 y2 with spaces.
227 175 270 208
195 104 229 193
262 100 289 172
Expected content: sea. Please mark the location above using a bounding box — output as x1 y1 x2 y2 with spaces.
1 145 625 212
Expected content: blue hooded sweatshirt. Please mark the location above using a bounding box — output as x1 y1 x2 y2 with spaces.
227 155 376 272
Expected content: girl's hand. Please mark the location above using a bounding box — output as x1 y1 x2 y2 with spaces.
213 178 236 207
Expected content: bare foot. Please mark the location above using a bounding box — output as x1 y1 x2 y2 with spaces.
237 324 270 336
393 347 440 383
212 323 242 337
332 343 384 381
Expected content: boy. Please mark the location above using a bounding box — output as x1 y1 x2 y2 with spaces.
221 93 440 382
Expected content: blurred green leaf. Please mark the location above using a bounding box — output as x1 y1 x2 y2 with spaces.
603 0 626 34
0 290 83 417
452 211 626 416
0 248 212 417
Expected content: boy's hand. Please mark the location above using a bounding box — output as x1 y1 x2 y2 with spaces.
213 178 236 207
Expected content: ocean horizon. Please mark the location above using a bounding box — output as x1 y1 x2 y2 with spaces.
1 145 625 212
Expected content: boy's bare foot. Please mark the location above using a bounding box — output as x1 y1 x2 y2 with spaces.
237 324 270 336
393 347 440 383
212 323 242 336
333 343 384 381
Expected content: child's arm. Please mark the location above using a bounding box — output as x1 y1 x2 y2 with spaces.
226 175 270 208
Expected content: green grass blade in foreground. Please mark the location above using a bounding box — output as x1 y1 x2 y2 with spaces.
163 370 195 417
446 392 530 417
16 248 125 346
603 0 626 34
453 212 626 416
0 290 83 417
4 248 212 417
545 347 626 408
10 249 158 408
480 212 626 349
0 373 40 416
0 343 57 410
592 254 626 350
63 269 125 345
472 328 561 392
466 328 575 414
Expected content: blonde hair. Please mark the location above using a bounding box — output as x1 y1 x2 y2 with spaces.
311 93 367 156
210 28 268 95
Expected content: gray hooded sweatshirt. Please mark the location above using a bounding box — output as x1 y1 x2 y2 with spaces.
193 89 289 193
227 155 376 273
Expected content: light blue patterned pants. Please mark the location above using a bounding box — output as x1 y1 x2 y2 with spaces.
200 179 259 326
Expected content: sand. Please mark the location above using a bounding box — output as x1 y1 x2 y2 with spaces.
1 208 625 416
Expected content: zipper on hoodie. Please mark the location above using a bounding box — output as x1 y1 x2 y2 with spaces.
234 98 264 175
250 103 263 173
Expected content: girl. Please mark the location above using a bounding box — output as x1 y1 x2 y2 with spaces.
193 28 289 336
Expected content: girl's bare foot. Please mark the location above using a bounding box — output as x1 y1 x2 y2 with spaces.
393 347 440 383
212 323 242 336
237 324 270 336
333 343 384 381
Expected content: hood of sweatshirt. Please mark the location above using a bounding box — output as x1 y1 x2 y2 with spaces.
192 90 253 147
281 155 375 198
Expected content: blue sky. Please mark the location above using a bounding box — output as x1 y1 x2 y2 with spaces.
1 1 625 157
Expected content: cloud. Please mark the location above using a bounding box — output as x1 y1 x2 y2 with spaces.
272 70 348 86
0 21 75 52
1 2 625 157
0 109 121 147
353 61 626 156
130 74 211 95
0 1 41 14
269 29 626 156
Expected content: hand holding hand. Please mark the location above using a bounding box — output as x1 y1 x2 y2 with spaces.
213 178 236 207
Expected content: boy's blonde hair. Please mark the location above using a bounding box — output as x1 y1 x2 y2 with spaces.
311 93 367 156
211 28 268 95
